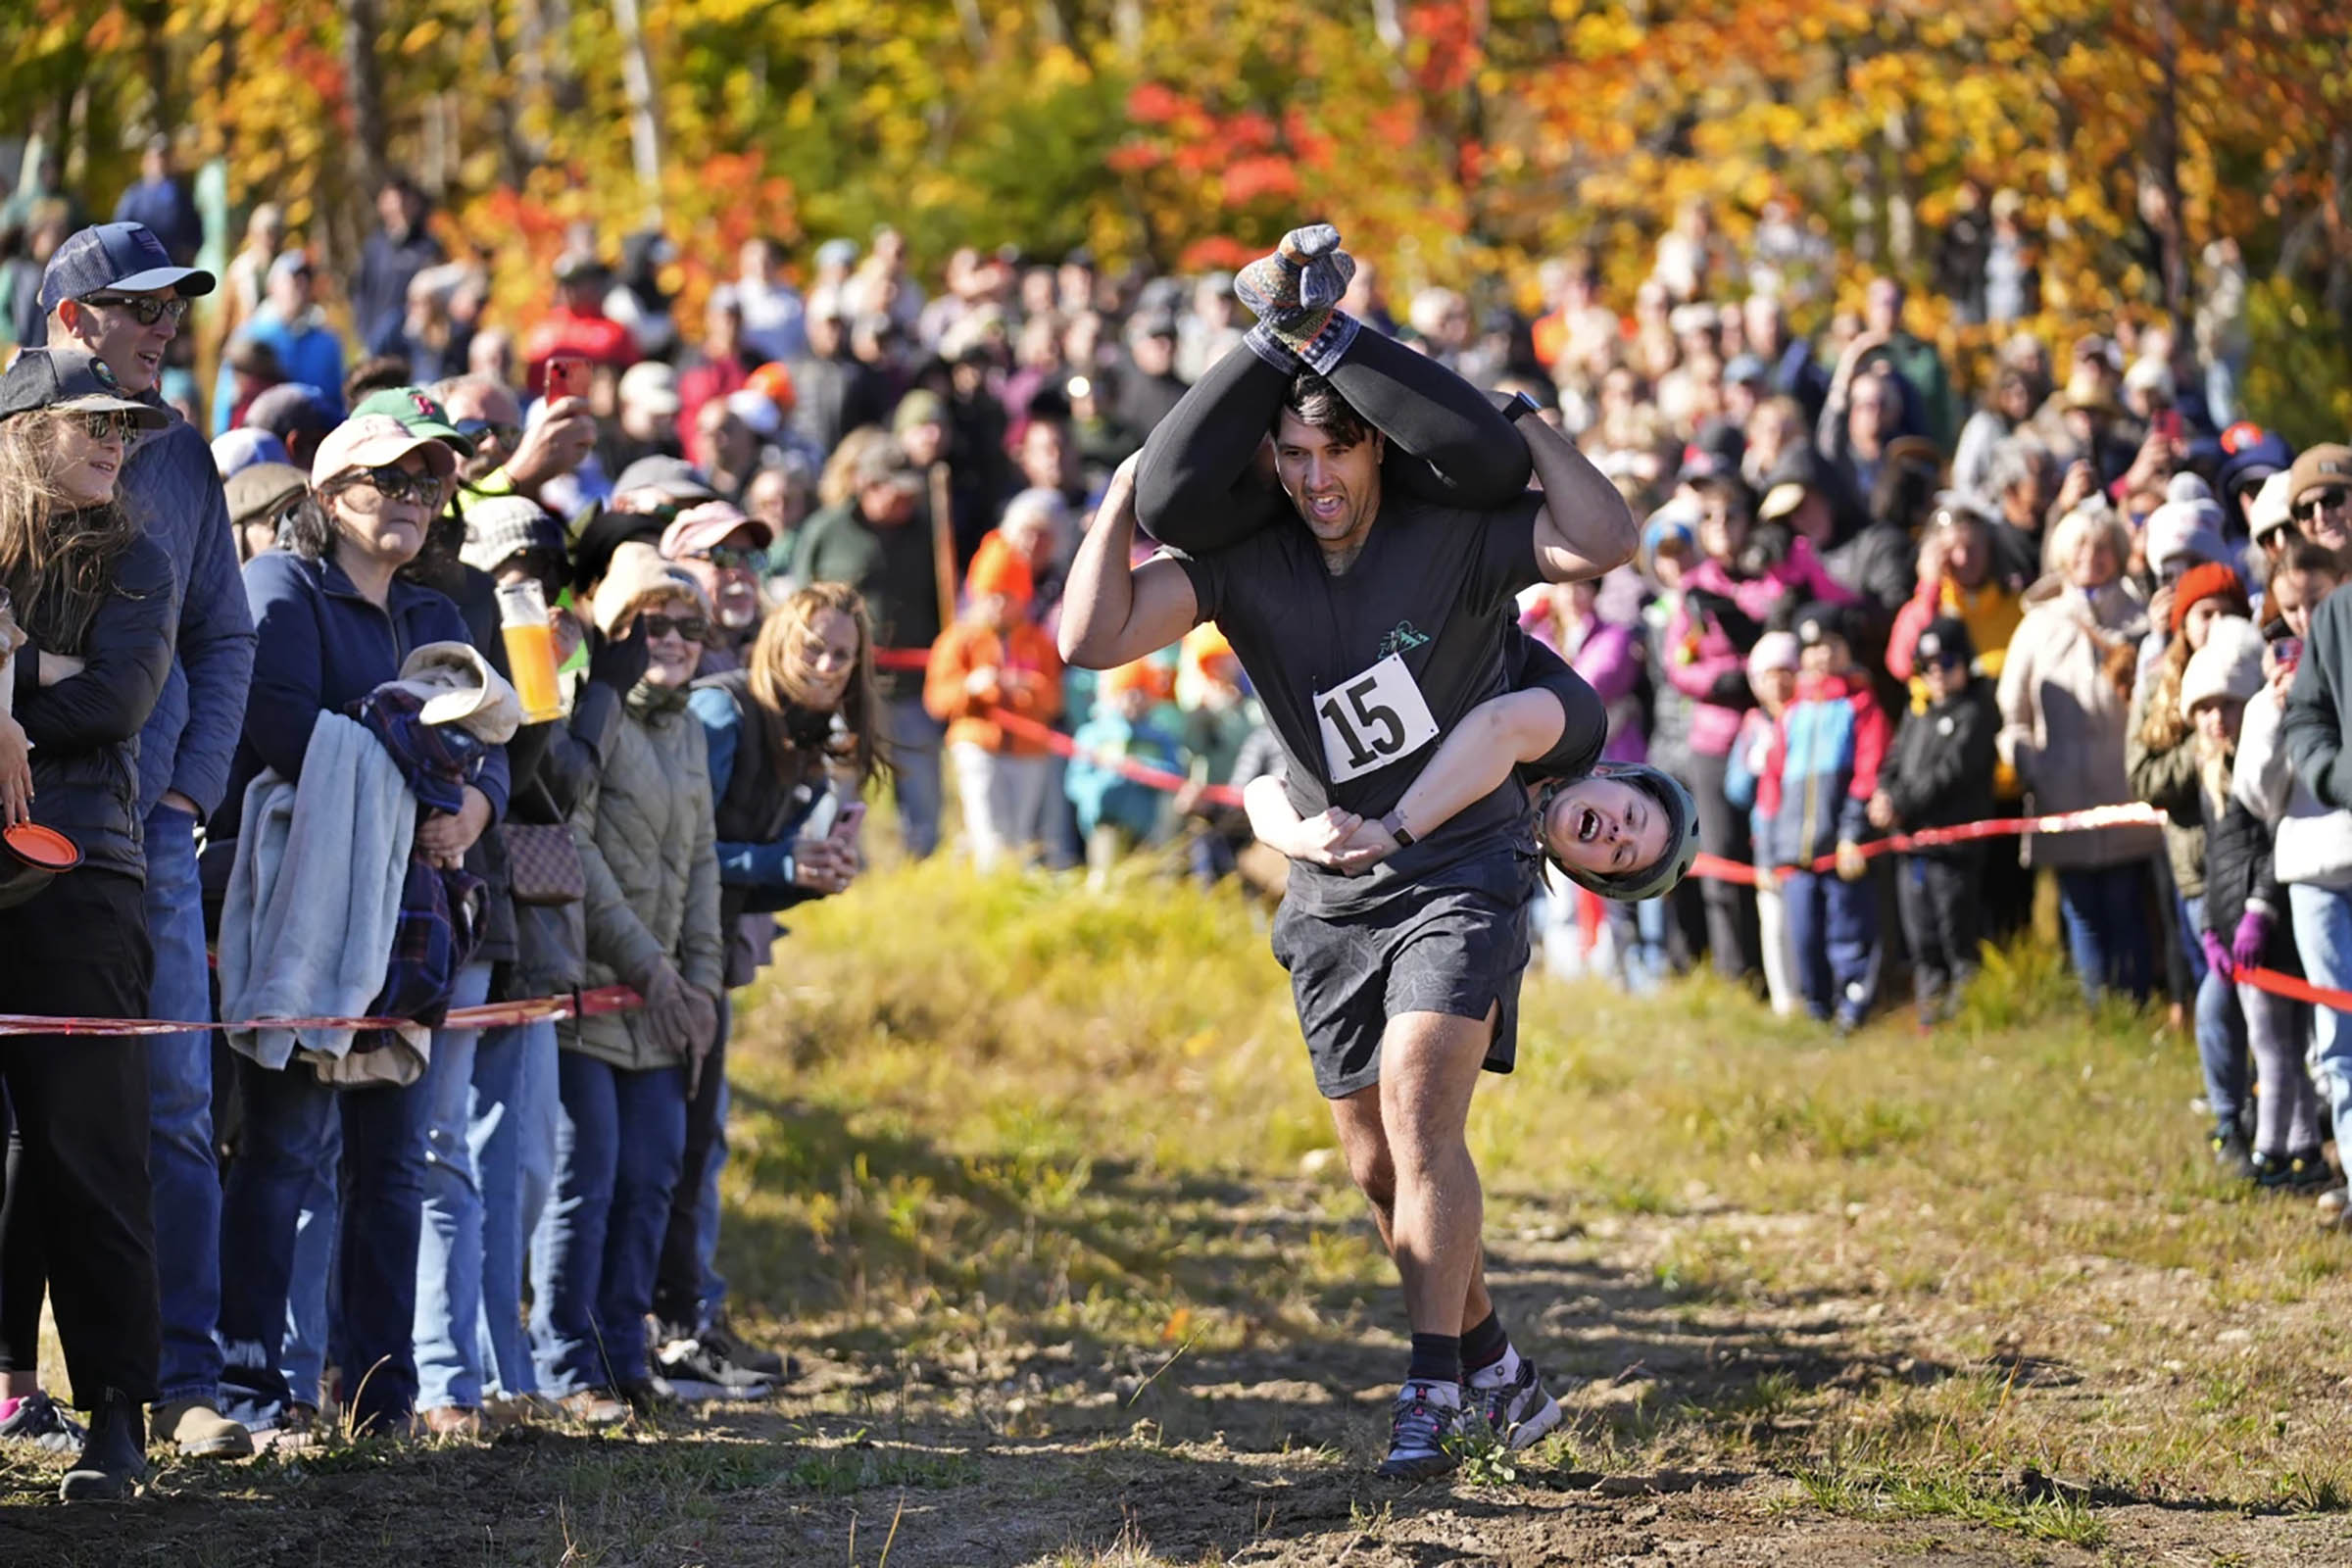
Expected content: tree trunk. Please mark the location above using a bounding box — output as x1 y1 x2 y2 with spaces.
2140 0 2188 317
340 0 389 218
609 0 664 214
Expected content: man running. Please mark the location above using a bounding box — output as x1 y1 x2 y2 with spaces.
1059 226 1642 1478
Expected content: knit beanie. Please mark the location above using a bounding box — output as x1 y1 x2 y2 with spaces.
965 532 1034 606
2178 615 2266 715
1744 630 1799 684
2168 561 2249 635
2144 498 2230 578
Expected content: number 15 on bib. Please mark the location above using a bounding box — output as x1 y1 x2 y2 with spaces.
1314 654 1440 784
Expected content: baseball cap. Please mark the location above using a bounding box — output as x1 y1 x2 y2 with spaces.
611 454 716 504
387 641 522 745
1755 446 1830 522
308 413 460 489
2287 443 2352 510
38 221 217 313
459 495 567 575
618 360 680 416
1913 615 1976 670
0 348 171 428
351 386 476 457
814 238 861 272
1793 601 1856 648
746 362 797 415
212 426 291 478
224 462 311 529
661 499 773 559
267 248 313 284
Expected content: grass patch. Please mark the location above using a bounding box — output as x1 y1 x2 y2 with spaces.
1795 1460 2110 1547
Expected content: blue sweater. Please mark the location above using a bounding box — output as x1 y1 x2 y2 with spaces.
220 551 508 839
213 308 346 435
119 406 258 821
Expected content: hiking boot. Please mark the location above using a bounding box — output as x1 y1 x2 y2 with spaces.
556 1389 631 1428
2211 1124 2257 1183
59 1390 146 1502
2254 1149 2338 1195
0 1390 86 1455
654 1321 777 1401
1467 1356 1564 1452
700 1319 796 1384
152 1398 255 1459
1375 1379 1467 1480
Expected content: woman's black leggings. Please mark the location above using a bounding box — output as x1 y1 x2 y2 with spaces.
1133 325 1533 553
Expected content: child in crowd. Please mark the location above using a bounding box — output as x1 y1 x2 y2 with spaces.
1760 603 1890 1031
924 536 1064 870
1066 660 1185 883
2185 615 2332 1190
1870 616 2000 1025
1171 622 1261 884
1726 631 1798 1015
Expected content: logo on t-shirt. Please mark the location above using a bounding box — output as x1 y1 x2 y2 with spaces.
1378 621 1431 659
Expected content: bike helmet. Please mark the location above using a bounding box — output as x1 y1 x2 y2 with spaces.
1534 761 1700 903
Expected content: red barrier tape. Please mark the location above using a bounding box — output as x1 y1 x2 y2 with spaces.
1692 803 2169 886
0 984 644 1040
990 710 1247 808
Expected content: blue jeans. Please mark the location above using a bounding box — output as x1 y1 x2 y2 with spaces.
532 1054 686 1395
886 695 946 858
476 1017 557 1397
412 963 495 1411
142 804 225 1407
2180 894 2250 1131
217 1060 428 1434
2056 863 2153 1004
2289 883 2352 1152
1780 869 1880 1023
281 1154 337 1410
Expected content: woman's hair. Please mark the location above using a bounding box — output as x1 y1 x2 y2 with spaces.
746 581 888 791
2136 635 2194 754
276 491 336 562
817 425 891 510
0 410 141 653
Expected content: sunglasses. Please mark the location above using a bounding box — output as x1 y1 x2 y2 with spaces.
693 545 761 571
78 294 193 326
2302 487 2348 517
639 612 709 643
75 410 142 442
453 418 520 448
334 465 444 506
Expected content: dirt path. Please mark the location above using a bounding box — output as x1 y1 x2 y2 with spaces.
7 1198 2345 1566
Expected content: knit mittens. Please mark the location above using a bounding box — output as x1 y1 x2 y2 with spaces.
1238 224 1361 377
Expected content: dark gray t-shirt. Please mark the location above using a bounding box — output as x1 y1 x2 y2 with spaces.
1168 491 1545 914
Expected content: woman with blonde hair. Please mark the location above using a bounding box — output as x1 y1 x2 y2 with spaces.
0 349 175 1498
645 582 888 1394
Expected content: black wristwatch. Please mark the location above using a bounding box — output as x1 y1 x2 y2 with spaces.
1381 809 1416 847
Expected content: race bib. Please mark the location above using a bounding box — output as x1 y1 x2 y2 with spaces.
1313 653 1440 784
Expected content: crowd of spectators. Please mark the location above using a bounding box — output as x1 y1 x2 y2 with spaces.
1 142 2351 1502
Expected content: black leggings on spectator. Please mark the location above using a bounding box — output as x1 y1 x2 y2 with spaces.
1687 750 1759 983
0 869 160 1408
1133 322 1532 553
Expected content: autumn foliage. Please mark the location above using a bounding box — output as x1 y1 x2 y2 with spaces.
4 0 2349 430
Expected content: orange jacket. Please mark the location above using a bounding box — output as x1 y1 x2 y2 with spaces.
923 618 1063 755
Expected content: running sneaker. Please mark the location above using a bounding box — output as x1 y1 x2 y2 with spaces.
2211 1125 2257 1183
0 1391 87 1455
1376 1379 1468 1480
653 1322 776 1401
1468 1356 1564 1451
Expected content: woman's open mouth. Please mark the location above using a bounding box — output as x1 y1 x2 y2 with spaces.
1578 808 1602 843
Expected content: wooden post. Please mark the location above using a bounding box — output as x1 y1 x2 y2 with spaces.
928 461 957 639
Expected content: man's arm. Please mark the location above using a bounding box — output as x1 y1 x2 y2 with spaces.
167 450 259 819
1520 414 1637 584
1057 458 1200 669
2282 609 2352 809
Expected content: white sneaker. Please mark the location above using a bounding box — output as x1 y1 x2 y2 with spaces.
1468 1354 1564 1451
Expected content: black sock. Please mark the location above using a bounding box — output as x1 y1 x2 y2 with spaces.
1407 1332 1462 1386
1461 1309 1507 1374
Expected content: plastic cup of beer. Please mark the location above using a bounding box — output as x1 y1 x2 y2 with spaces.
497 580 566 723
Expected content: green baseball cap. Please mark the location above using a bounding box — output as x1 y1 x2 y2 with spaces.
351 386 475 458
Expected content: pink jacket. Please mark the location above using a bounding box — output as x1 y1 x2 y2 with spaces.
1663 538 1855 758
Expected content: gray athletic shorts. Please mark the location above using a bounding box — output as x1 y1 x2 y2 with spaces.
1270 864 1534 1101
